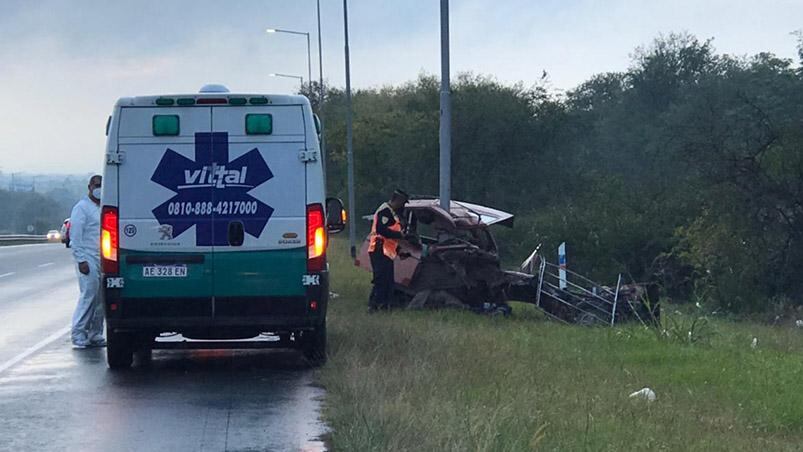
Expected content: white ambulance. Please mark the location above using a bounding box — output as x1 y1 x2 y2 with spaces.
99 84 344 369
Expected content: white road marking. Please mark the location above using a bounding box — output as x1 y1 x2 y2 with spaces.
0 272 15 279
0 325 71 375
37 262 54 268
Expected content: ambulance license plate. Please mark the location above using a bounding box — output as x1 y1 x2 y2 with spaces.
143 265 187 278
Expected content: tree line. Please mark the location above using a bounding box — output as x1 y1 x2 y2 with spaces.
0 189 67 234
0 177 86 234
314 33 803 313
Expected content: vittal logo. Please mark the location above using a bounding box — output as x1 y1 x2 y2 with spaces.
150 132 274 246
181 165 251 189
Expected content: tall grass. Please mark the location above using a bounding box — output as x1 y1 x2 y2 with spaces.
319 238 803 451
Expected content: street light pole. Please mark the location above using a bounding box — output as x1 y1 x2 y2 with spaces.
269 73 304 90
343 0 357 258
266 28 312 94
316 0 326 153
439 0 452 212
316 0 324 108
305 32 312 95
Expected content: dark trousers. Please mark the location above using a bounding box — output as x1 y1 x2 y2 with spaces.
369 251 395 308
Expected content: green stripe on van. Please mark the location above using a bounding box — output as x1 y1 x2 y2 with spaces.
119 249 213 299
119 248 307 299
214 248 306 297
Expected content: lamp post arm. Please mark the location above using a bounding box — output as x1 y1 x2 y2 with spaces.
268 28 309 37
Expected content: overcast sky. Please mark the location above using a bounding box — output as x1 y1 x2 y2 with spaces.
0 0 800 174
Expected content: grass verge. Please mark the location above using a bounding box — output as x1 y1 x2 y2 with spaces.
319 238 803 451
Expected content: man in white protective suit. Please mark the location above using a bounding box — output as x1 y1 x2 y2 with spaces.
69 175 105 349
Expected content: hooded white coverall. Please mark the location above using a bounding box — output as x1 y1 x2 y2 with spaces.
69 195 104 346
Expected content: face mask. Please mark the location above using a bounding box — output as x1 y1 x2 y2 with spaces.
92 188 101 200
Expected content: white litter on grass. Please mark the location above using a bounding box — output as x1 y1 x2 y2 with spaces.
795 320 803 328
329 292 340 299
629 387 656 402
751 337 758 349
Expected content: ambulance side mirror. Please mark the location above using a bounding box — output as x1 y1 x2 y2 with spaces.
326 197 346 233
313 114 322 137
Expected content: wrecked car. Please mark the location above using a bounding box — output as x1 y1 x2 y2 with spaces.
356 198 658 325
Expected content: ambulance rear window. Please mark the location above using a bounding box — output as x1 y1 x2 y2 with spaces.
245 114 273 135
152 115 180 136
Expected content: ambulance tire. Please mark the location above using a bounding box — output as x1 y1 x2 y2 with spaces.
302 323 327 366
106 328 134 370
135 341 153 367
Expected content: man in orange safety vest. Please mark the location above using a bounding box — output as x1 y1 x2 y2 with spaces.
368 189 410 311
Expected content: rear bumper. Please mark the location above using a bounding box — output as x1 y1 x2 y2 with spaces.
108 315 322 331
103 271 328 334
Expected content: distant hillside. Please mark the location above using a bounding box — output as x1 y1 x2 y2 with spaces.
0 173 93 234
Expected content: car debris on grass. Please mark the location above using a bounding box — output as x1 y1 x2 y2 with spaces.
356 197 659 325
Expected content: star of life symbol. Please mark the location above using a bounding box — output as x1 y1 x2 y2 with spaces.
150 132 274 246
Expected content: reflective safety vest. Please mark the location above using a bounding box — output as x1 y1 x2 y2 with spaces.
368 202 401 259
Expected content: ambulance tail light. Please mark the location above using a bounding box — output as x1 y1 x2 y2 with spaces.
101 206 119 274
307 203 326 272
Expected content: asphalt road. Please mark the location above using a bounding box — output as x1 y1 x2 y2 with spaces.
0 244 328 452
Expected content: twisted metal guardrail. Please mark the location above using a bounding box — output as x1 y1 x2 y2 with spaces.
518 252 653 327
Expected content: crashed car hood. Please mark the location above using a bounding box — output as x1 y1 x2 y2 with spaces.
404 199 514 228
362 199 514 228
448 200 514 227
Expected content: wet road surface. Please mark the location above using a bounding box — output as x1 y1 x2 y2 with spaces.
0 244 328 452
0 243 75 367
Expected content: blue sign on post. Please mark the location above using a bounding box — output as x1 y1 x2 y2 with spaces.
558 242 567 289
151 132 274 246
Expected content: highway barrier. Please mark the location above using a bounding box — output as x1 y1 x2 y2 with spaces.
0 234 49 245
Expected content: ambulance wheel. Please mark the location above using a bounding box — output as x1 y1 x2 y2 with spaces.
107 328 134 370
134 335 154 366
302 323 327 366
